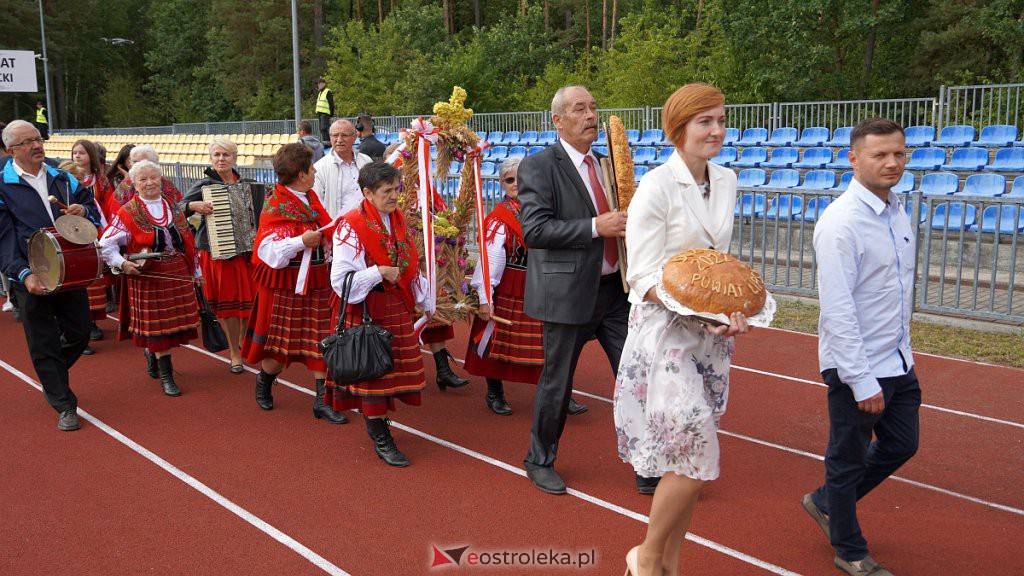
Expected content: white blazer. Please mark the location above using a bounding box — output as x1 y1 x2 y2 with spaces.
624 150 738 305
312 150 373 218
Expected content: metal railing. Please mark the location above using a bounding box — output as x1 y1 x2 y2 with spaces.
774 98 937 133
939 83 1024 131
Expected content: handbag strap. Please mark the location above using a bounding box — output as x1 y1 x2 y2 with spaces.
333 271 356 335
194 285 213 315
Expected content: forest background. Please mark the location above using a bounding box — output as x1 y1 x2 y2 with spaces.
1 0 1022 130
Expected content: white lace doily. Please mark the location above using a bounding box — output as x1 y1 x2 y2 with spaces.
655 266 776 327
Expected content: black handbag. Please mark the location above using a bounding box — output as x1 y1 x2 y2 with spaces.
195 286 229 353
319 271 394 384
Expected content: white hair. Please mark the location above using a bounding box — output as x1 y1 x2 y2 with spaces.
2 120 37 148
499 157 522 180
128 159 162 181
130 144 159 163
209 137 238 156
551 85 591 118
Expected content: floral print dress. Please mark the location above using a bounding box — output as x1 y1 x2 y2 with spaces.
614 302 732 481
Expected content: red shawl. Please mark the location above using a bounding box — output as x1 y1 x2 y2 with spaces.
251 184 334 289
115 195 197 269
340 199 420 312
484 196 526 253
83 173 117 225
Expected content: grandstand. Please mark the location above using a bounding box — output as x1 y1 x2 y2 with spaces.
45 133 299 167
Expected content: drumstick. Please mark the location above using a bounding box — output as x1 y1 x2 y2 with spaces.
48 195 68 210
490 315 513 326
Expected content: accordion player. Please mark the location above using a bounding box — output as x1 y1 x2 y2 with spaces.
200 182 266 259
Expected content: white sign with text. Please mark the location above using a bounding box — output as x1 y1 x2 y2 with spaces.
0 51 39 93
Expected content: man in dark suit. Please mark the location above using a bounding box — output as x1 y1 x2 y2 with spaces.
517 86 630 494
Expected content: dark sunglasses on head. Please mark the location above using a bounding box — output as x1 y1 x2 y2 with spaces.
502 177 516 184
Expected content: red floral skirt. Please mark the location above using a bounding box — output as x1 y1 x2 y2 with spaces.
199 251 255 318
464 267 544 383
242 280 335 372
117 255 199 352
328 290 425 417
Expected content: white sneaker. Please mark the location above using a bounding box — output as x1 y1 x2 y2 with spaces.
2 300 13 312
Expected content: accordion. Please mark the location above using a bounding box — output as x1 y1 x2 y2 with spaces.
201 182 263 259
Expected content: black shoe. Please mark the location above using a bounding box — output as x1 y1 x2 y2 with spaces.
89 323 103 341
365 417 410 467
12 306 21 322
526 466 566 495
313 378 347 424
636 473 661 495
157 355 181 397
485 378 512 415
57 409 81 431
106 287 117 312
255 370 276 410
144 349 159 379
568 397 588 416
433 349 469 391
81 346 95 356
229 364 245 375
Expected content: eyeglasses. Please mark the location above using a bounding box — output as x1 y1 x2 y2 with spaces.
9 137 45 148
331 132 357 139
502 177 516 184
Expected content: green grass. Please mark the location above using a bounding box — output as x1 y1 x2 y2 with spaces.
771 299 1024 369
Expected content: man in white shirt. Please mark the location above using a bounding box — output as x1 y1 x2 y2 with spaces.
313 119 372 218
804 118 920 576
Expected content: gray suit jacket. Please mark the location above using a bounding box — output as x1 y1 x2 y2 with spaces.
518 142 606 324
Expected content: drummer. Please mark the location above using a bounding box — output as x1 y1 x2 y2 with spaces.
0 120 101 431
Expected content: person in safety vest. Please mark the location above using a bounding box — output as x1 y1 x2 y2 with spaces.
315 79 335 144
35 102 49 140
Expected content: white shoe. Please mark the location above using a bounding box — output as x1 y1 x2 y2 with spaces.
2 301 13 312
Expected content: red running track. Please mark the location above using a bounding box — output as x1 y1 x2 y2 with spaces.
1 312 1021 575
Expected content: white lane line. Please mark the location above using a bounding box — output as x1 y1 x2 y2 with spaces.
0 359 350 576
570 390 1024 517
187 345 800 574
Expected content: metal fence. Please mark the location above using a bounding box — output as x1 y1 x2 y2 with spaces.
939 83 1024 132
774 98 937 133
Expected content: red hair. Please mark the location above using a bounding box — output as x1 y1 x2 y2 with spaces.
663 83 726 149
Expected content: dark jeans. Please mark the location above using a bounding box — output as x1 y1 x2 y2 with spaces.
317 113 331 143
525 274 629 470
811 368 921 562
11 282 90 413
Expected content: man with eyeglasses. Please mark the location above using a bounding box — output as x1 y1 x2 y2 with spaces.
312 119 373 218
0 120 101 432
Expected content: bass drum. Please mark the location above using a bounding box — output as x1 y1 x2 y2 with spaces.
27 228 102 293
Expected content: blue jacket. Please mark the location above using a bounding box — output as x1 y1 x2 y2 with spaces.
0 160 100 282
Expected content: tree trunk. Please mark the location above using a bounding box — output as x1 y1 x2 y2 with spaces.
564 7 571 30
601 0 607 50
695 0 704 32
860 0 881 98
443 0 452 34
585 0 591 70
378 0 383 23
314 0 324 72
521 0 527 17
544 0 549 31
354 0 361 21
475 0 481 27
610 0 618 49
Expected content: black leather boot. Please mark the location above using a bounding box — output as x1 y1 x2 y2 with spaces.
568 397 589 416
157 355 181 397
364 417 409 467
255 370 275 410
313 378 347 424
485 378 512 415
144 349 158 379
433 349 469 391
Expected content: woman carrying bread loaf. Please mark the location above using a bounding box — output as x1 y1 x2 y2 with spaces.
615 84 751 576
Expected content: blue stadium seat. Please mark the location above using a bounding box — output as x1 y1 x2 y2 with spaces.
449 161 462 175
476 131 487 141
593 146 609 156
931 202 977 230
507 146 527 159
658 147 677 165
732 147 768 167
904 199 929 223
984 148 1024 172
920 172 959 195
973 125 1017 147
1011 176 1024 196
537 131 557 145
795 170 836 190
905 148 946 170
480 162 497 176
904 126 936 147
935 125 975 147
825 148 851 169
519 131 539 145
723 128 740 146
893 172 915 194
760 147 799 168
483 179 502 199
757 169 800 188
500 131 522 146
634 165 650 182
764 127 798 147
486 131 503 145
633 146 658 165
737 168 767 188
972 205 1024 234
1016 135 1024 148
735 193 767 217
766 194 804 219
793 147 833 169
802 196 832 221
638 129 664 146
594 131 607 146
832 171 854 191
735 128 768 147
957 173 1006 197
626 130 641 144
527 146 545 156
794 127 830 147
430 146 438 159
940 147 988 171
825 126 853 147
488 145 509 161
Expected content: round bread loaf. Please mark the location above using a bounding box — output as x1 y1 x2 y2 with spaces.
662 249 766 316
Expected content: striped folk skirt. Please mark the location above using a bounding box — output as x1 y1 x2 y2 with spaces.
328 290 425 417
117 255 199 352
86 277 108 322
199 251 255 318
242 281 334 372
464 267 544 384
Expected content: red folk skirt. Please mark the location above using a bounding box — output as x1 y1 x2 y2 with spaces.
117 255 200 352
420 323 455 343
199 251 256 318
86 277 108 322
464 267 544 384
328 289 425 417
241 265 334 372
